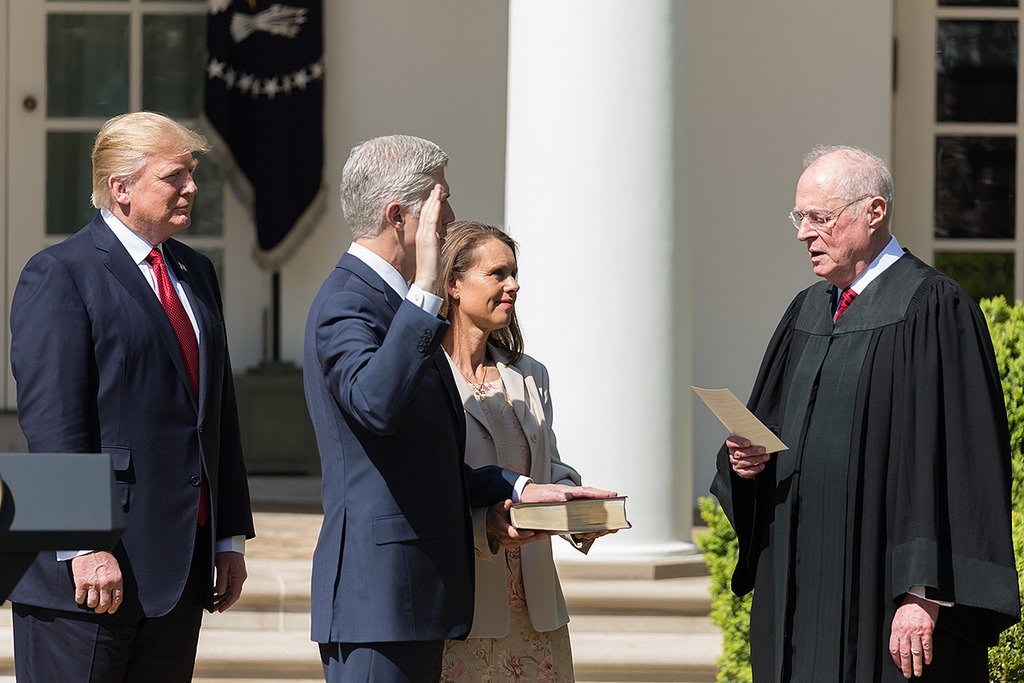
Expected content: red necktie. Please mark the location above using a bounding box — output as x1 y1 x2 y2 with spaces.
146 248 208 525
834 287 857 322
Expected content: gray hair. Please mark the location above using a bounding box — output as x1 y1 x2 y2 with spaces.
92 111 210 210
340 134 449 238
803 144 894 224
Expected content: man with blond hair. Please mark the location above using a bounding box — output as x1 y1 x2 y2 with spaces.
9 111 254 681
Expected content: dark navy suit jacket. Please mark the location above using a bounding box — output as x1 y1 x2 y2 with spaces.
303 252 516 644
8 214 255 617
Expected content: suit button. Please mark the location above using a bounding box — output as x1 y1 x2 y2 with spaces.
531 432 538 443
190 475 201 487
198 424 204 434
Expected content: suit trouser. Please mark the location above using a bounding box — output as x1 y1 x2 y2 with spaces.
320 640 443 683
12 524 209 683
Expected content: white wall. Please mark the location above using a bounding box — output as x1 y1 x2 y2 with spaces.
685 0 893 502
274 0 896 507
278 0 511 363
0 0 898 501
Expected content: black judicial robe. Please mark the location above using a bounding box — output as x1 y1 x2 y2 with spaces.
711 253 1020 682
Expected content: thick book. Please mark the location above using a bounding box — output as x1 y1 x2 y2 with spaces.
509 496 631 533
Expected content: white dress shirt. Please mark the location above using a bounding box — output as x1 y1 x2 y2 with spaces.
837 234 904 303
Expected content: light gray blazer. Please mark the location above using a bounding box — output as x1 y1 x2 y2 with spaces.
447 347 586 637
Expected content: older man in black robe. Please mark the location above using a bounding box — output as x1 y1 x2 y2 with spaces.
712 145 1019 682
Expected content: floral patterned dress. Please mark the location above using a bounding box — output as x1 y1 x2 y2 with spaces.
441 377 574 682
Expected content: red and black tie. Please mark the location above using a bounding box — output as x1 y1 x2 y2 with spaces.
146 248 208 525
834 287 857 323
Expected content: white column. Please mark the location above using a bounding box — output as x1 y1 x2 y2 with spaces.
505 0 694 558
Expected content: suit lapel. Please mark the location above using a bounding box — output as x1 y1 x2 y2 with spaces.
496 356 530 431
94 220 197 410
445 352 492 439
494 355 545 480
436 352 467 451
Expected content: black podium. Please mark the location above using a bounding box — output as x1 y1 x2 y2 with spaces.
0 453 126 602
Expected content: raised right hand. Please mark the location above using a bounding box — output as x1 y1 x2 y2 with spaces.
412 184 446 292
71 551 124 614
727 434 771 479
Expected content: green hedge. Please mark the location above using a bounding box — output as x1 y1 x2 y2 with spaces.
980 296 1024 680
697 295 1024 682
695 496 752 682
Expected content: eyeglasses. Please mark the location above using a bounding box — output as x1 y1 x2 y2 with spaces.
788 194 874 234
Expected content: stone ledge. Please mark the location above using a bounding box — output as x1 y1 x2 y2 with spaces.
231 558 312 611
556 552 709 580
193 629 322 678
234 559 713 618
569 613 716 635
572 631 720 682
563 577 712 615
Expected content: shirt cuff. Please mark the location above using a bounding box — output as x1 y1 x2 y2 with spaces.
56 549 94 562
512 475 532 503
216 535 246 555
406 285 443 316
908 585 953 607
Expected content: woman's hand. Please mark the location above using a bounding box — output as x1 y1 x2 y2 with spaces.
486 499 550 548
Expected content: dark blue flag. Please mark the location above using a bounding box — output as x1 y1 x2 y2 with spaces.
204 0 325 269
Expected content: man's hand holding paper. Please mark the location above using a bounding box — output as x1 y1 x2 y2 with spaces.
692 386 788 479
726 435 771 479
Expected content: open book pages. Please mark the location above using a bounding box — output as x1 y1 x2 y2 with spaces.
509 496 631 533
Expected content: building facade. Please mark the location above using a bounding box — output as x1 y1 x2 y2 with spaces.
2 0 1021 559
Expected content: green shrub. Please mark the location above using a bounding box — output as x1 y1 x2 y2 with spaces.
695 496 752 682
981 296 1024 681
697 296 1024 682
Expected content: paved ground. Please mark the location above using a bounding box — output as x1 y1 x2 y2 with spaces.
2 491 721 682
245 475 322 561
247 511 321 561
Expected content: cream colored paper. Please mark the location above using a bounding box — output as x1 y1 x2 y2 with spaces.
692 386 788 453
